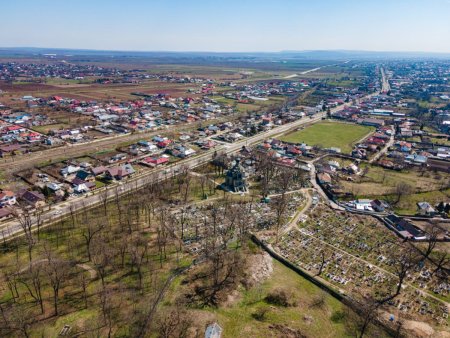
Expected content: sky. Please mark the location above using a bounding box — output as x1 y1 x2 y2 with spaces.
1 0 450 53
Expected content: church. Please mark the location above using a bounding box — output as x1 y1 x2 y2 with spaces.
223 158 248 193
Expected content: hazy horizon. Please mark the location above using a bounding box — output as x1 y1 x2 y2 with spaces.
2 47 450 55
1 0 450 53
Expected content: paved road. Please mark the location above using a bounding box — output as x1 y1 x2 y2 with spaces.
369 126 395 164
0 112 328 240
0 113 242 173
381 67 391 94
0 94 377 241
284 60 351 79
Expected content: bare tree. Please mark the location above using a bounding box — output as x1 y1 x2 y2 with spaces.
69 203 77 229
35 206 44 241
423 222 440 260
3 304 33 338
176 206 190 241
199 175 207 199
77 271 89 309
99 286 114 338
19 262 45 314
44 248 70 316
99 188 109 216
81 218 105 261
316 250 327 276
432 251 449 279
129 236 148 290
156 305 192 338
256 153 277 197
273 195 289 243
394 182 413 204
357 246 420 337
13 207 35 262
91 238 112 288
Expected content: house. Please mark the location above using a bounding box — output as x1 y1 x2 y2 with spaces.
328 147 342 154
75 169 95 182
346 163 360 174
396 141 412 153
405 154 427 165
105 164 135 180
46 182 62 192
73 181 96 194
108 153 127 163
286 145 302 156
417 202 437 216
357 118 385 127
385 215 427 240
427 158 450 173
379 159 395 169
91 166 108 176
317 172 332 184
170 145 196 158
371 199 388 212
61 165 81 177
199 140 216 150
18 190 46 208
0 190 16 207
352 148 367 159
141 156 169 167
355 199 373 211
157 139 172 148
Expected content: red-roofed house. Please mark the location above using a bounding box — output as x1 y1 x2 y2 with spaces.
141 156 169 167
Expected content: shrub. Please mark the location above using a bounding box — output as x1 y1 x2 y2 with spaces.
252 306 269 321
265 288 296 307
331 310 346 323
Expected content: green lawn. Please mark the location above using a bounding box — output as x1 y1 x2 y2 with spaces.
165 259 371 338
280 121 374 153
32 123 69 134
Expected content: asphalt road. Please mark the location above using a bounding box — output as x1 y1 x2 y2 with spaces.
381 67 391 93
0 113 242 173
0 94 376 241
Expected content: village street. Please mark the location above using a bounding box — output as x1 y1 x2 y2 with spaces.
0 91 379 241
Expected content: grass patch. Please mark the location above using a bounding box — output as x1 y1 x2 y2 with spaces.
163 239 361 338
280 121 374 153
187 261 359 338
32 123 69 134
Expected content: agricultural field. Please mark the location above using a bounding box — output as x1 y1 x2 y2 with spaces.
280 121 374 153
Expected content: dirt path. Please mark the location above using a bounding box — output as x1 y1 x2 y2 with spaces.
281 189 313 235
18 258 97 280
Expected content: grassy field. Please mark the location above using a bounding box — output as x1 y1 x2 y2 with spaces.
339 164 450 214
32 123 69 134
280 121 374 153
210 95 285 113
164 258 377 338
348 189 450 215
